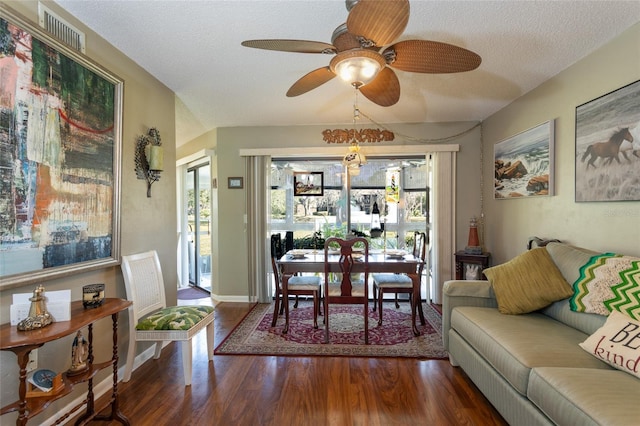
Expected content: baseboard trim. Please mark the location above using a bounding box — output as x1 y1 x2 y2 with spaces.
40 344 164 425
211 294 254 303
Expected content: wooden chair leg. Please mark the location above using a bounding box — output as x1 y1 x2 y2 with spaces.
364 298 369 345
377 288 384 326
293 295 299 308
394 293 400 309
324 294 330 343
418 296 426 325
372 284 378 312
313 291 319 329
278 295 285 315
272 290 281 327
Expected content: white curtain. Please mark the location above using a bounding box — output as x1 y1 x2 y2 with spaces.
432 151 456 304
245 156 271 303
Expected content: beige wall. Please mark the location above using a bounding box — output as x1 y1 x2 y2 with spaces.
180 122 482 299
482 23 640 264
0 2 176 423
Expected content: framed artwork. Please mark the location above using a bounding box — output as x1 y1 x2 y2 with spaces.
0 8 123 289
575 80 640 202
494 120 555 199
294 172 324 196
228 177 243 189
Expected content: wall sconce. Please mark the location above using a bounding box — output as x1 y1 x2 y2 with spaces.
135 127 164 197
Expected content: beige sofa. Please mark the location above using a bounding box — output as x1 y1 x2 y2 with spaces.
442 242 640 426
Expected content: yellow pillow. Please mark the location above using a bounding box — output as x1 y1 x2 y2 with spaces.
484 248 573 314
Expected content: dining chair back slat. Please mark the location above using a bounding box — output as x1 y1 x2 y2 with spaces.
323 236 370 344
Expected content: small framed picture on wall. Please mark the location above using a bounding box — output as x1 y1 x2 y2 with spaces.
293 172 323 196
228 177 243 189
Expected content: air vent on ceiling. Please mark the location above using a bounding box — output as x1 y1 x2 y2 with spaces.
38 3 86 54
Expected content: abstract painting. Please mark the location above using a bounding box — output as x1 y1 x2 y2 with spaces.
494 120 555 199
0 9 123 288
575 80 640 202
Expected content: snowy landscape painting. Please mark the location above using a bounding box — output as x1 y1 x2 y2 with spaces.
494 120 555 199
575 80 640 202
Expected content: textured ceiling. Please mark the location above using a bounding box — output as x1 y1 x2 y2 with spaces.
52 0 640 146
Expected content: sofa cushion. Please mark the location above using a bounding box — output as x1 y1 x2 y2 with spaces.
579 310 640 379
545 242 598 284
451 306 612 395
540 299 606 336
571 253 640 320
528 367 640 426
483 248 573 314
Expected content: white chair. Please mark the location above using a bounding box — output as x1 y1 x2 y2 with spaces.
121 250 214 386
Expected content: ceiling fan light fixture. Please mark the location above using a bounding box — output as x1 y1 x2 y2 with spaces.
330 50 385 88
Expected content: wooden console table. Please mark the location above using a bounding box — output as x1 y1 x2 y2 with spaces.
0 298 132 426
454 251 491 280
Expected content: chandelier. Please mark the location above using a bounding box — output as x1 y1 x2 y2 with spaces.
342 90 367 175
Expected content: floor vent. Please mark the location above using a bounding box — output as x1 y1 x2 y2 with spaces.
38 3 86 54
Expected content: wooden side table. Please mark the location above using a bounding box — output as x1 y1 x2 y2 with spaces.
0 298 132 426
454 251 491 280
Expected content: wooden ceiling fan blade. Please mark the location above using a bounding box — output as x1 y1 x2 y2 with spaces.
241 39 336 54
347 0 409 47
359 67 400 107
386 40 482 73
286 67 336 97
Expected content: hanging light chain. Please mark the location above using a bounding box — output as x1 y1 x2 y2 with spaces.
357 108 481 143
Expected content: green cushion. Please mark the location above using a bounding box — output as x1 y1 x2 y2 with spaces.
483 248 573 315
136 305 214 331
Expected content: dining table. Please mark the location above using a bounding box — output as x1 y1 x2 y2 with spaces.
278 249 426 336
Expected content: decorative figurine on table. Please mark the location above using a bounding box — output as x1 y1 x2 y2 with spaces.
464 216 483 255
82 283 105 308
17 285 53 331
67 330 89 375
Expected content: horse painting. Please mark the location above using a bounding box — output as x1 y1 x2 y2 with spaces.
581 127 634 168
617 125 640 162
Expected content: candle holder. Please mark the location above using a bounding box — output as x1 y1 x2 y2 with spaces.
134 127 164 197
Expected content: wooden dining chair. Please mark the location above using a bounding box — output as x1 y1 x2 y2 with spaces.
121 250 214 386
270 234 322 330
323 236 370 344
372 231 427 326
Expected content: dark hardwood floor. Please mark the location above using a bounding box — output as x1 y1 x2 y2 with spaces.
88 301 507 426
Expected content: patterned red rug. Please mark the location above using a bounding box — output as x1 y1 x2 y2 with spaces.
214 301 447 359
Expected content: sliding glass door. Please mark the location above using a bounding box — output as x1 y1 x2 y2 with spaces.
186 163 212 292
269 156 431 299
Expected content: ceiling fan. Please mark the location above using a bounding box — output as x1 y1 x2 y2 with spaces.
241 0 481 107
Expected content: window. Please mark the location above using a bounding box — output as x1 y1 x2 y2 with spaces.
269 157 430 250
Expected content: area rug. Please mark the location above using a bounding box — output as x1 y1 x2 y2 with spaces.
177 286 210 300
214 301 447 359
